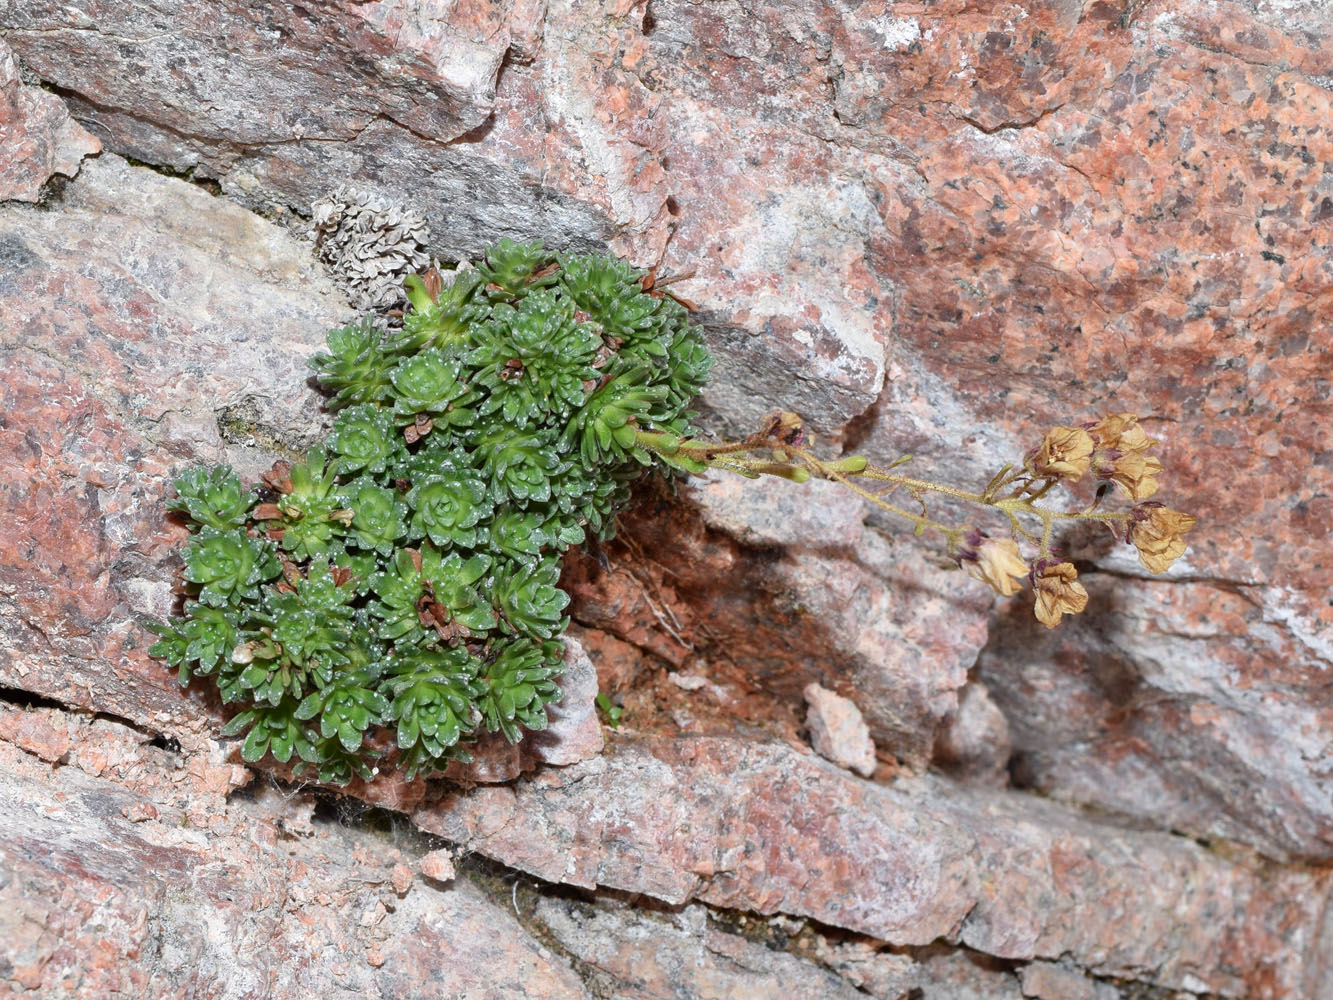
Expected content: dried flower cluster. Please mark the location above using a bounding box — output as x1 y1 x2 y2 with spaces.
638 411 1196 630
311 186 431 312
919 414 1194 626
954 415 1193 625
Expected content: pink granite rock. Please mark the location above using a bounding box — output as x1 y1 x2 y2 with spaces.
418 848 456 884
0 735 593 999
564 496 990 769
417 735 979 945
4 1 887 433
0 705 72 763
820 0 1333 858
980 577 1333 861
686 473 867 552
1021 961 1120 1000
3 0 1333 991
814 938 1026 1000
933 681 1012 785
642 0 1333 861
803 681 877 777
0 38 99 201
531 899 866 1000
524 636 606 767
413 734 1332 997
0 154 351 732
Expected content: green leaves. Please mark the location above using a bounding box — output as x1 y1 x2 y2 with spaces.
478 638 564 744
491 557 569 639
167 465 253 532
474 424 564 504
368 548 434 643
151 240 713 783
146 602 239 686
469 291 601 420
296 664 389 754
308 316 394 410
396 270 485 354
264 447 349 561
563 364 669 467
386 646 484 777
328 405 403 476
476 238 557 300
420 547 495 632
389 350 473 423
560 253 663 349
265 557 357 668
184 530 280 608
341 478 408 554
222 700 317 765
407 472 491 548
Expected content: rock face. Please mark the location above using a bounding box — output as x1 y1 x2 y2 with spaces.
803 681 878 777
0 153 352 731
0 733 594 999
0 38 99 201
562 483 991 770
3 0 1333 996
413 735 1331 997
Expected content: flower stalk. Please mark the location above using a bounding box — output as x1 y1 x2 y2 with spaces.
636 410 1195 629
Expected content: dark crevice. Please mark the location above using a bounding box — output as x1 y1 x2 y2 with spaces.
146 733 182 754
450 114 497 146
35 172 75 208
0 684 173 746
90 709 165 741
0 685 66 711
39 79 240 164
122 155 223 195
955 103 1066 136
838 391 882 455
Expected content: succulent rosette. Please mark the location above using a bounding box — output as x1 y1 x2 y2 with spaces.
388 349 474 424
183 529 280 608
167 465 253 532
478 637 565 743
386 645 485 778
469 291 601 421
407 472 491 549
327 404 403 476
473 424 565 504
562 363 669 466
306 316 394 410
340 477 408 554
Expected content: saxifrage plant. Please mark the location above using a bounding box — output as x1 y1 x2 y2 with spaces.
150 239 1195 784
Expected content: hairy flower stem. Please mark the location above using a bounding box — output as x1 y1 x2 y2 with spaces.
635 427 1127 558
642 409 1195 631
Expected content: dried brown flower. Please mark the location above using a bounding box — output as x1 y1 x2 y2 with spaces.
1129 503 1197 573
1087 412 1157 454
1088 413 1162 500
1032 560 1089 628
252 502 284 522
1031 427 1094 482
1096 449 1163 500
762 410 807 447
959 531 1029 597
